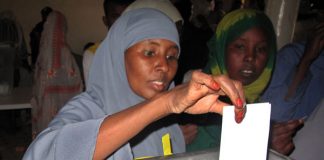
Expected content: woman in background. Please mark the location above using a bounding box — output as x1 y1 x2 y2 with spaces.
185 9 303 155
31 11 83 138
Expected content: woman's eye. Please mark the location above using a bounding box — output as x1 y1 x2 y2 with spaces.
235 43 245 50
166 50 179 61
166 55 178 61
144 50 155 57
255 46 267 54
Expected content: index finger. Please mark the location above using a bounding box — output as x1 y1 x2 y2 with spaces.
213 75 246 123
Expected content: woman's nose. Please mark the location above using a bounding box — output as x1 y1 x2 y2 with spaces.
155 57 169 72
244 49 256 62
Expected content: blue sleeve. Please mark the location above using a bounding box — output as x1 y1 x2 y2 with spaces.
22 93 134 160
261 43 311 122
22 93 106 160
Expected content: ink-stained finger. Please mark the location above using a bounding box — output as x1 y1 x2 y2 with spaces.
211 75 246 123
235 104 246 123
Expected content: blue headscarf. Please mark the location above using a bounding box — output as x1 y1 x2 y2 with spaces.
87 8 185 158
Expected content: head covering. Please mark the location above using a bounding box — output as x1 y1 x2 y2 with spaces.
31 11 83 136
124 0 183 24
205 9 277 103
0 11 28 92
87 8 184 158
0 10 27 57
41 6 53 17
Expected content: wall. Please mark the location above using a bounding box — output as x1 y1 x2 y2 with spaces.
265 0 300 49
0 0 107 55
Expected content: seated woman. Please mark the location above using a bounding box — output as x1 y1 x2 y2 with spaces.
185 9 303 155
23 8 245 160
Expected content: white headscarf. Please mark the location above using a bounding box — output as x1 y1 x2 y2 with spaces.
87 8 185 158
124 0 183 24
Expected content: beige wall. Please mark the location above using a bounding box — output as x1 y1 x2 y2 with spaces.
0 0 107 55
265 0 300 49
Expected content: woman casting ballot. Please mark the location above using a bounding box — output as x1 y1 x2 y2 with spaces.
23 8 245 160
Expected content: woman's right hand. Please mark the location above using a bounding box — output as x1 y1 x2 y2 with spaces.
270 119 304 155
167 70 246 123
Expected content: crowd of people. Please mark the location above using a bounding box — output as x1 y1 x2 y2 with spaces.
1 0 322 159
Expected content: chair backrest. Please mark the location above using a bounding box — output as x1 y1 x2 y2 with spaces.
0 18 19 47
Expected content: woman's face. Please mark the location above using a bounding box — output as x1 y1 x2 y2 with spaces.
225 27 269 85
125 39 179 99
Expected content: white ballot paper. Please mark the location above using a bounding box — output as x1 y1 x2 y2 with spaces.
219 102 271 160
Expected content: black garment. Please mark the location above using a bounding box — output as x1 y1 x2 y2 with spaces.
174 21 214 85
29 21 45 65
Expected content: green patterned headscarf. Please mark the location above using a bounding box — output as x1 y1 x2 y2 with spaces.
204 9 277 103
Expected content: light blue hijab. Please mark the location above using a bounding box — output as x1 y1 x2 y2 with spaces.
87 8 180 114
87 8 185 158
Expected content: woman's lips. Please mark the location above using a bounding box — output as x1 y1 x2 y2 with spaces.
240 69 255 77
151 80 166 92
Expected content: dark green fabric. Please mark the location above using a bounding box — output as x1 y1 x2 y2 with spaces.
186 124 222 152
